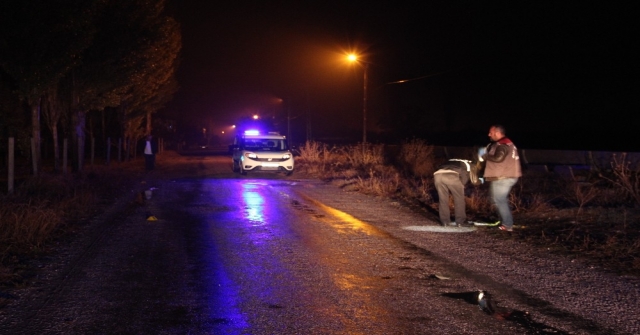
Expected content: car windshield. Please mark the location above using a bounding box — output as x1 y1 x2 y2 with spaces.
243 139 287 151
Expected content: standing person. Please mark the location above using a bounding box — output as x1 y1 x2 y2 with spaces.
144 134 158 171
433 159 474 227
478 125 522 232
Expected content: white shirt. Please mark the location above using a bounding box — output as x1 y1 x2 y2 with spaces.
144 141 153 155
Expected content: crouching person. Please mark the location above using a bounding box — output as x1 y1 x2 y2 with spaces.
433 159 481 227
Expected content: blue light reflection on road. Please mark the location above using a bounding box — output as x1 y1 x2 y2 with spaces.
203 253 250 333
201 179 288 333
241 182 266 226
238 181 283 312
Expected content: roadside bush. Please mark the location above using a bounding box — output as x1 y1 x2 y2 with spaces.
561 179 599 215
337 143 385 168
297 140 325 163
0 174 103 256
0 164 140 262
399 177 433 203
466 187 492 213
397 138 435 178
296 141 331 176
0 203 63 252
599 153 640 206
355 166 401 196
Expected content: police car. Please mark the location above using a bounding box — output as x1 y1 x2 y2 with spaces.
231 130 294 176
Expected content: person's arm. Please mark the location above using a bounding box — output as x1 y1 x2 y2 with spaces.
459 170 469 185
485 144 509 163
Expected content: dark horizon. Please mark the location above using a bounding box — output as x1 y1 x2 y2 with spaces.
163 1 637 152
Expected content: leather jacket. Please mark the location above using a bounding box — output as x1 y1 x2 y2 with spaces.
482 137 522 180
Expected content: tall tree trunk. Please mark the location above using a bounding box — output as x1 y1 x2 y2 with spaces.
71 110 86 172
101 109 106 143
43 89 62 172
31 99 41 174
52 124 60 172
146 110 152 135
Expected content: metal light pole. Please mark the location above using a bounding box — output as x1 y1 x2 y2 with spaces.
347 53 368 145
362 63 368 144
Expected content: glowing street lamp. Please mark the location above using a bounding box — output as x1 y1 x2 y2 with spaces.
347 53 368 144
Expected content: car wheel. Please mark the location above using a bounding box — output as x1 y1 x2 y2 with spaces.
232 160 240 172
240 164 247 175
286 170 293 176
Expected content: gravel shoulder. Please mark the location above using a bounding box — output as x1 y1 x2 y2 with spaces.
293 179 640 335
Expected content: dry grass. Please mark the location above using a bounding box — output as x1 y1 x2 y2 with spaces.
297 140 326 163
354 166 401 196
397 138 435 177
599 153 640 205
0 203 63 252
466 188 492 213
296 141 640 275
295 141 332 176
336 143 385 167
0 162 143 284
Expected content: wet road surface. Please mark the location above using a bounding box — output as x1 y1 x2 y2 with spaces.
1 153 638 334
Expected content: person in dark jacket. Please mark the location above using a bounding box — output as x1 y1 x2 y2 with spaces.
144 134 159 171
434 159 474 227
478 124 522 232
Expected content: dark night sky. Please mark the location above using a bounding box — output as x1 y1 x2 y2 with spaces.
163 1 638 151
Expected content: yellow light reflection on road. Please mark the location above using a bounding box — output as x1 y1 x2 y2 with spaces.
333 273 373 291
296 195 396 331
301 195 386 237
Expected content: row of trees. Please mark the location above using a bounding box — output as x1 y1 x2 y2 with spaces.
0 0 181 173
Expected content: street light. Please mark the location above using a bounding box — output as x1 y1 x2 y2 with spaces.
347 53 368 144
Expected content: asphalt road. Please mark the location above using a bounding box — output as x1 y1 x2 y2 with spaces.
1 153 638 334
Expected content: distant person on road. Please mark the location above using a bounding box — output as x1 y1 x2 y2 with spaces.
433 159 476 227
478 125 522 232
144 134 158 171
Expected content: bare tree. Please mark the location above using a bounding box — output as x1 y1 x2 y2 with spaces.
0 0 99 174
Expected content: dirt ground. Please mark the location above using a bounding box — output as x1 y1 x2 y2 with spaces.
425 199 640 276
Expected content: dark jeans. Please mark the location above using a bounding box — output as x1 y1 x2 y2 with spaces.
145 154 155 171
434 172 466 225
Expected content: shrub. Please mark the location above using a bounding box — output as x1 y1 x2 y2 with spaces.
336 143 385 167
297 140 326 163
355 166 401 196
400 177 434 203
397 138 435 178
295 141 326 176
466 187 492 213
599 153 640 206
0 203 63 252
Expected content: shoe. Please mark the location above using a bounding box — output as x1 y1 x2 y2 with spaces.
498 225 513 232
470 220 501 227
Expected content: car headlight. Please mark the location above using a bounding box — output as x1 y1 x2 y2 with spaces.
282 153 291 159
245 153 258 159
